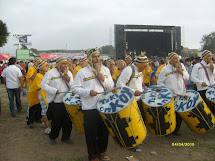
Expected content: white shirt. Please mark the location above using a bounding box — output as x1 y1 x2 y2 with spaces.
1 65 22 89
116 64 143 101
40 68 73 103
191 60 215 91
71 65 114 110
157 63 189 96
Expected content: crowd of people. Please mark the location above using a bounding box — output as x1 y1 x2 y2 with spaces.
1 49 215 161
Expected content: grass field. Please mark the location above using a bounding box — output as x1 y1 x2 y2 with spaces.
0 84 215 161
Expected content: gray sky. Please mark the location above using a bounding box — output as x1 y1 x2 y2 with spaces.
0 0 215 56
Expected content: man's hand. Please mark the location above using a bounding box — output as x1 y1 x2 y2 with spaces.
134 90 142 96
210 64 214 72
56 90 60 94
20 87 23 93
176 65 183 75
63 74 70 82
202 82 207 87
90 90 98 96
97 73 105 82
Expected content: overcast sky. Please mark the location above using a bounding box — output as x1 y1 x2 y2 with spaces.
0 0 215 56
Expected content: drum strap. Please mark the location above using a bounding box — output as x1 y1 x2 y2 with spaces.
126 65 135 86
200 63 210 85
179 63 188 90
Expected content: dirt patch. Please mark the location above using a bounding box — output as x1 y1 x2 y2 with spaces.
0 84 215 161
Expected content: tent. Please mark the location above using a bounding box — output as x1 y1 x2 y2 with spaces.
0 54 11 60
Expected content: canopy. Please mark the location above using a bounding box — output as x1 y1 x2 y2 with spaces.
0 54 11 60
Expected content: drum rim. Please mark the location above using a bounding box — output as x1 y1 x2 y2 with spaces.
174 90 200 112
63 89 82 105
97 86 135 114
141 85 173 107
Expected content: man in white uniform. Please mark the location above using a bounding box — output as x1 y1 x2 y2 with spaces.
72 48 114 161
116 54 148 151
41 57 73 144
157 52 189 136
191 50 215 115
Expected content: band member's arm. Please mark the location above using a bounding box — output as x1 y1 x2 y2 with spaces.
100 68 114 90
40 71 58 94
180 63 189 80
157 68 166 86
191 64 204 86
116 66 133 91
71 71 91 97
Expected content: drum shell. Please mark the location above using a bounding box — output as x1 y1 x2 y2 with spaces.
64 104 84 133
142 99 176 135
100 98 146 148
177 96 215 133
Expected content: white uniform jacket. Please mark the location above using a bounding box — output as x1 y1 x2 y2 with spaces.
40 68 73 103
157 63 189 96
71 65 114 110
191 60 215 91
116 64 143 101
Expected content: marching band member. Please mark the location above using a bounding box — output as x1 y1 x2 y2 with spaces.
72 48 114 161
125 55 132 66
73 57 88 78
26 58 42 124
40 57 73 144
26 58 42 90
191 50 215 115
157 52 189 136
106 59 115 76
27 61 50 133
116 54 148 151
67 58 74 73
112 60 127 84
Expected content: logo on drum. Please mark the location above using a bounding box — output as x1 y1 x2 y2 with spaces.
97 87 134 113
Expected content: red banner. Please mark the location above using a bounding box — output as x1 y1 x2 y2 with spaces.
40 54 57 59
0 54 11 60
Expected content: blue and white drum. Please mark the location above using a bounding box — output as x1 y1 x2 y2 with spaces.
141 85 176 135
175 90 215 133
63 90 84 133
97 86 146 148
206 84 215 103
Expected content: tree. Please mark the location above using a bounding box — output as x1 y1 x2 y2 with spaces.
0 20 10 47
201 32 215 54
30 48 39 54
99 45 115 57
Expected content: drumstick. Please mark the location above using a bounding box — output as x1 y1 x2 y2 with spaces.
142 88 162 93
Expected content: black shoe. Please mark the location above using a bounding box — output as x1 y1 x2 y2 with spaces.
129 147 141 152
61 139 73 144
28 123 34 128
12 114 16 117
50 139 56 145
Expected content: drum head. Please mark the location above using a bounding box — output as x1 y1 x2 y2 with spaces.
206 85 215 102
174 90 200 112
141 85 173 107
97 87 134 114
63 89 81 105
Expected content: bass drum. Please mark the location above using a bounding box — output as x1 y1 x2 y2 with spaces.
141 85 176 135
63 90 84 133
175 90 215 133
97 87 146 149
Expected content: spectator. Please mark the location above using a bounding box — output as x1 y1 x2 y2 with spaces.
184 58 195 90
1 57 23 117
